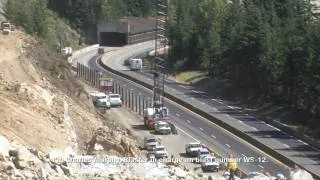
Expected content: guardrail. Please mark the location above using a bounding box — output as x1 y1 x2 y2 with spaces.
97 57 320 180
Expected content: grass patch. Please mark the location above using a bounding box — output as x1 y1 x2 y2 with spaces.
169 71 208 84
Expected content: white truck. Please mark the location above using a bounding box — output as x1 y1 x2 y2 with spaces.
61 47 73 57
129 58 142 71
185 142 203 157
154 121 171 135
201 155 220 172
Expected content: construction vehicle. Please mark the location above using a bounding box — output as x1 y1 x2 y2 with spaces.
99 76 113 94
1 22 12 35
61 47 73 57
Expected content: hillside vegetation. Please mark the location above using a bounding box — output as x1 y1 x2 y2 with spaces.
168 0 320 137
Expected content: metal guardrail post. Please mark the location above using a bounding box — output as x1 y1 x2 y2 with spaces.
138 96 141 115
126 89 129 107
135 94 137 112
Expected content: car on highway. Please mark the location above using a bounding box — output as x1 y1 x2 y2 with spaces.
108 94 122 107
153 145 168 159
95 98 111 109
90 92 110 108
154 121 171 135
185 142 203 157
98 47 105 54
201 155 219 172
195 148 210 164
144 135 159 151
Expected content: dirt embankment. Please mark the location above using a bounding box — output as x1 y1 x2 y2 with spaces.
0 30 146 178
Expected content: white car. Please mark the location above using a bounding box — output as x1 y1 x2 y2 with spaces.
153 145 168 159
154 121 171 135
144 135 159 151
90 92 110 108
201 155 219 172
195 148 210 164
185 142 203 157
108 94 122 107
96 98 111 109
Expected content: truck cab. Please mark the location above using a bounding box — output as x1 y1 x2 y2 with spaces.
130 58 142 71
185 142 203 157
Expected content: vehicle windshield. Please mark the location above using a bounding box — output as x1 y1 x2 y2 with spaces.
97 96 106 99
201 151 209 155
190 144 201 148
156 147 164 151
147 138 156 143
110 95 119 98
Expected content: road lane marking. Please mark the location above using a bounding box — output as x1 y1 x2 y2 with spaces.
187 120 191 124
192 90 205 94
283 144 290 148
211 135 216 139
175 126 199 142
226 114 230 117
190 97 195 100
251 127 258 131
266 124 281 131
199 127 204 131
225 144 231 148
298 140 309 146
179 85 188 89
258 165 264 169
227 105 234 109
176 113 180 117
201 102 206 105
238 120 244 124
130 88 134 91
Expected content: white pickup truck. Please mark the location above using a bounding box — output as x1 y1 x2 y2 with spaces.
185 142 203 157
90 92 111 109
154 121 171 135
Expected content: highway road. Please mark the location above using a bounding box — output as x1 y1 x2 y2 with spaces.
77 41 319 178
85 42 290 177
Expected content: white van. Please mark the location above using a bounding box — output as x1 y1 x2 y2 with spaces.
130 58 142 71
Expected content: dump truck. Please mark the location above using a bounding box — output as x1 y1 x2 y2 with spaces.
99 76 113 94
143 106 169 130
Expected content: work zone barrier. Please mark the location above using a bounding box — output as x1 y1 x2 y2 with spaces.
97 56 320 180
76 62 153 119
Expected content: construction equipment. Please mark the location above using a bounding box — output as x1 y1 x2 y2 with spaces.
1 22 13 35
143 0 173 132
99 75 113 94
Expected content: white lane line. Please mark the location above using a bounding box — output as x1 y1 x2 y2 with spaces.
211 135 216 139
266 124 281 131
187 120 191 124
238 120 244 124
227 105 234 109
283 144 290 148
179 85 188 89
251 127 258 131
298 140 308 146
192 90 205 94
225 144 231 148
176 113 180 117
175 126 199 142
201 102 206 105
212 107 218 111
226 114 230 117
130 88 134 91
258 165 264 169
199 127 204 131
171 88 176 92
190 97 195 100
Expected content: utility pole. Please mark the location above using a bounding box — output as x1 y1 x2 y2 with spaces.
152 0 169 109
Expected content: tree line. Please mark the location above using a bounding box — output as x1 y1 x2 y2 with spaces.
6 0 156 46
168 0 320 134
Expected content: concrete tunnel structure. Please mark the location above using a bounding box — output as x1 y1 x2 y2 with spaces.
97 17 157 46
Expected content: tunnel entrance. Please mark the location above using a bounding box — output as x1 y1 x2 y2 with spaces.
99 32 127 46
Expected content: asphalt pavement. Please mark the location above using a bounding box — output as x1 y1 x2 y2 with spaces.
76 41 320 178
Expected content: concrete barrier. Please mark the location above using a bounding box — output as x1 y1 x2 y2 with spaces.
97 57 320 180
